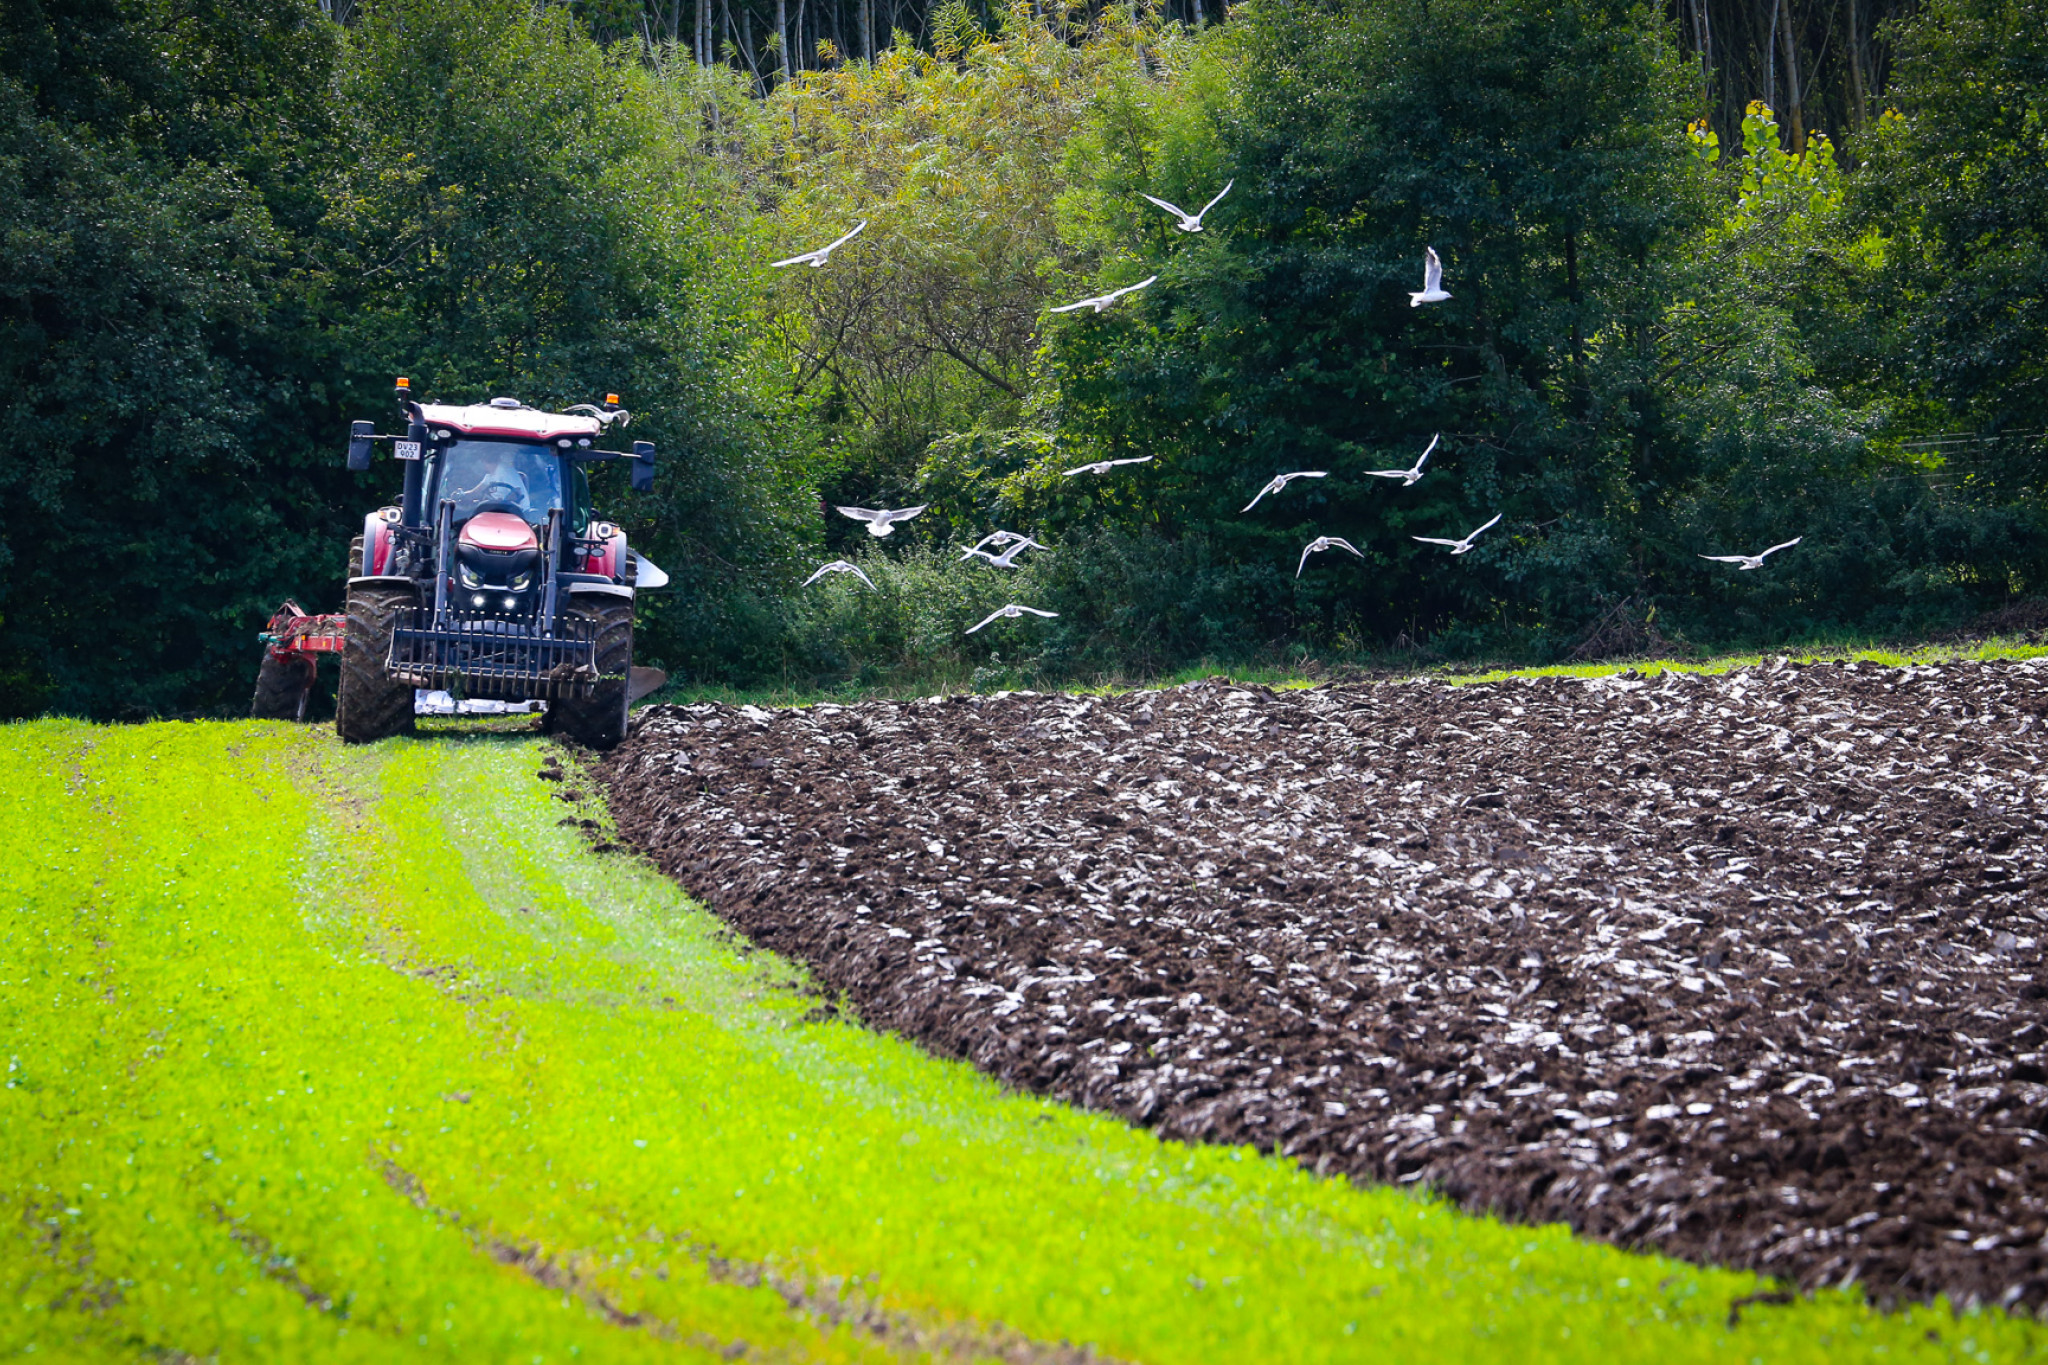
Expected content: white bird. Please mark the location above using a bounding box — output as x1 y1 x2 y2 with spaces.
961 537 1046 567
1296 536 1364 578
834 504 927 537
966 603 1058 634
1412 512 1503 556
1700 536 1803 570
1063 456 1154 477
1364 434 1439 487
1050 276 1158 315
1142 180 1234 233
1241 470 1329 513
771 220 868 269
970 530 1030 553
801 559 877 589
1409 247 1451 306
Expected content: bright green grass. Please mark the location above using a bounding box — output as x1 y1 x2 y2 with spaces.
4 722 2042 1362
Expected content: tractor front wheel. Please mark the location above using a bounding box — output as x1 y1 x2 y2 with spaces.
335 580 417 744
544 596 634 749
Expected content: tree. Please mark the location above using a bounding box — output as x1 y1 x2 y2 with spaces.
1048 0 1707 648
1858 0 2048 441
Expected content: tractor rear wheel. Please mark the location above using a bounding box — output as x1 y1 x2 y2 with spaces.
335 580 417 744
250 652 314 721
347 534 364 578
544 596 634 749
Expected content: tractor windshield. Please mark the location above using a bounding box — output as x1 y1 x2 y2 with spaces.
434 440 565 525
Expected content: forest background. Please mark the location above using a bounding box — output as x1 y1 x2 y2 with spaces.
1 0 2043 719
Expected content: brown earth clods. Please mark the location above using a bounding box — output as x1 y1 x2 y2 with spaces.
596 658 2048 1312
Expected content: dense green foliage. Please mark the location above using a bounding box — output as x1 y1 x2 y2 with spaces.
9 717 2048 1360
2 0 2044 714
0 0 806 717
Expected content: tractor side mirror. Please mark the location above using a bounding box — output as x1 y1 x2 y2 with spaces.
631 441 656 493
347 421 375 472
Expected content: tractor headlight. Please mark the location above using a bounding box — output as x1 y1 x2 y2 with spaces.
458 562 483 589
508 570 531 591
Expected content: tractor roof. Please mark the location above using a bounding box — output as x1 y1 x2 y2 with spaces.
419 399 604 443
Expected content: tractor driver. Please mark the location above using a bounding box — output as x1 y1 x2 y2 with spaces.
442 442 560 525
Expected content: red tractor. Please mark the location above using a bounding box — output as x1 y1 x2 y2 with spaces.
251 380 667 748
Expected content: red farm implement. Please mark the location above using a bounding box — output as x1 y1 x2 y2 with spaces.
249 600 347 722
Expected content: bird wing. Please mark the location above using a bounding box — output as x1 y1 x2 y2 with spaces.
1297 545 1315 577
1414 434 1439 473
1331 538 1363 557
1412 536 1463 548
850 565 877 590
834 505 882 522
965 609 1004 634
1142 193 1191 220
1049 297 1102 314
1199 179 1234 217
1062 463 1102 476
1698 554 1750 563
1469 512 1503 538
1242 484 1272 513
1362 468 1408 479
1761 537 1804 557
881 505 927 523
769 250 819 268
961 546 996 562
1109 276 1158 302
1109 456 1154 467
821 220 868 254
1424 246 1443 293
1018 606 1057 618
801 564 832 586
1291 470 1330 481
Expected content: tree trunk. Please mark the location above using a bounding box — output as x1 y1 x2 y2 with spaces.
775 0 788 82
1845 0 1868 130
1779 0 1806 153
739 0 759 88
1765 0 1780 115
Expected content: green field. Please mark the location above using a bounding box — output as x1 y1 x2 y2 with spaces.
5 719 2042 1362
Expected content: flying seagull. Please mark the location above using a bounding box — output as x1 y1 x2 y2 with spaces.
1142 179 1234 233
835 504 928 537
961 537 1046 567
1364 434 1439 487
970 530 1030 554
1700 536 1803 570
966 603 1058 634
1409 247 1451 307
1412 512 1502 556
771 220 868 269
1050 276 1158 315
801 560 877 589
1242 470 1329 513
1296 536 1364 578
1063 456 1154 477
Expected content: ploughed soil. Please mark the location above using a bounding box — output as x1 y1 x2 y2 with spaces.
596 659 2048 1311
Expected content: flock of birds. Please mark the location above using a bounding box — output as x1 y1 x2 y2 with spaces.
774 187 1805 637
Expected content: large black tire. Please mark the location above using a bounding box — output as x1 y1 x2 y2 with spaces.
544 596 634 749
335 580 417 744
347 534 364 578
249 651 314 721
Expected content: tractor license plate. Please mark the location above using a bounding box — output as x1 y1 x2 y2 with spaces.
394 440 423 461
